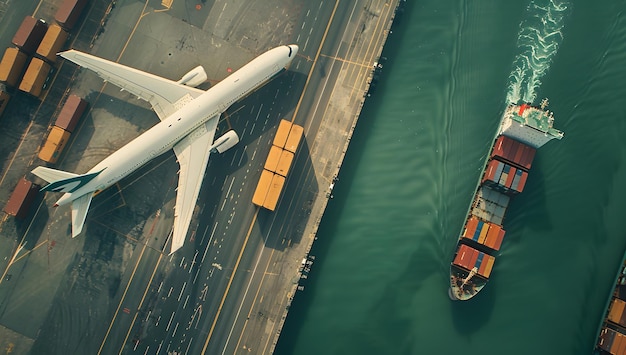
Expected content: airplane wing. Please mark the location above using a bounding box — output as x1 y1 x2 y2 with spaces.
60 50 204 120
170 115 220 254
71 192 94 237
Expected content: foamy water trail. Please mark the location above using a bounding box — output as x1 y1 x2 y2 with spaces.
506 0 568 104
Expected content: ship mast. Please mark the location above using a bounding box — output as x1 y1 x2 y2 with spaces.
459 267 478 291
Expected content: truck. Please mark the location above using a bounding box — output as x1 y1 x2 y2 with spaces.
0 47 28 87
55 0 88 30
36 24 68 62
3 177 40 219
12 16 48 54
55 94 87 132
38 126 71 163
19 58 51 97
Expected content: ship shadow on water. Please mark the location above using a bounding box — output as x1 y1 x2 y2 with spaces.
449 275 496 335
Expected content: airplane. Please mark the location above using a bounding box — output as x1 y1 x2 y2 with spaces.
31 44 299 254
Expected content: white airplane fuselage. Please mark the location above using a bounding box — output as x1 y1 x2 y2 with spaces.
54 45 298 206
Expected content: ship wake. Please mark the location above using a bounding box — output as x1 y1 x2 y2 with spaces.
506 0 568 104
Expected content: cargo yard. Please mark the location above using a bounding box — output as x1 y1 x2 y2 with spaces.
0 0 401 354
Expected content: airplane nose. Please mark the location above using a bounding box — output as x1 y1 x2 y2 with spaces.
287 44 299 58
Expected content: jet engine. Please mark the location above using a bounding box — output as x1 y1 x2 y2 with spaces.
209 130 239 154
177 66 208 87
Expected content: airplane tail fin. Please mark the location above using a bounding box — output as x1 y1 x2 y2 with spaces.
32 166 101 193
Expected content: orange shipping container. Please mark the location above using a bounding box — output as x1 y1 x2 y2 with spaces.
252 169 273 207
0 91 10 117
484 224 502 250
0 47 28 87
273 119 292 148
477 255 495 278
463 216 479 239
36 24 68 62
478 222 489 244
263 173 285 211
264 145 282 172
38 126 71 163
284 124 303 153
275 149 294 177
19 58 50 97
609 299 626 327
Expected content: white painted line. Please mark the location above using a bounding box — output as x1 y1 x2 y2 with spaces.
178 282 187 301
166 312 175 331
172 322 179 337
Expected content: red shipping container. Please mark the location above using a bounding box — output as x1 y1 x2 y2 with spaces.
12 16 48 54
55 95 88 132
454 244 478 270
493 229 505 250
492 135 536 171
483 160 497 183
4 177 39 218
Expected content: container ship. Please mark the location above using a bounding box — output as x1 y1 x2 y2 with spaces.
449 99 563 301
595 258 626 355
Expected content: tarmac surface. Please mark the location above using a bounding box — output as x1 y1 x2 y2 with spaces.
0 0 400 353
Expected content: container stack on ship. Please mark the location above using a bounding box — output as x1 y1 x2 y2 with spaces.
449 99 563 301
595 261 626 355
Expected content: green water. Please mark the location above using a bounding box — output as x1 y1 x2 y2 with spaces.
276 0 626 354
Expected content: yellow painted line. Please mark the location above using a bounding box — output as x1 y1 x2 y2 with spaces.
118 252 164 354
97 238 151 354
32 0 45 16
201 211 259 354
234 248 275 352
11 239 48 264
117 0 150 62
319 54 372 68
290 0 341 123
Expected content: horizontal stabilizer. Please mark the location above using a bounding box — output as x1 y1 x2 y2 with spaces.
71 192 94 237
32 167 102 193
32 166 77 183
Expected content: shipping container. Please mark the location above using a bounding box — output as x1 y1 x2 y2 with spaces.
284 124 303 153
36 24 68 62
12 16 48 54
55 0 88 30
273 119 292 148
609 298 626 327
55 94 87 132
263 173 285 211
264 145 282 172
491 135 536 171
453 244 480 271
0 47 28 87
19 58 51 97
252 169 273 207
3 177 39 219
477 253 495 278
275 149 294 177
599 327 616 353
38 126 71 163
462 216 478 240
0 91 10 117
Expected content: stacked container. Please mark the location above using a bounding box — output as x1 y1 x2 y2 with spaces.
3 177 40 218
252 119 304 211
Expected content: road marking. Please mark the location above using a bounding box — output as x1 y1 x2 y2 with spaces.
201 212 258 353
